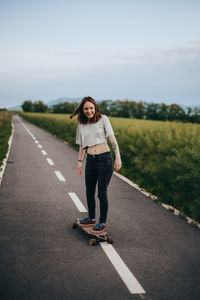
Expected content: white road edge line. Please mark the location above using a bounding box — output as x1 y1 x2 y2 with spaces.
55 171 66 182
68 192 87 212
100 243 145 295
114 171 152 198
46 158 55 166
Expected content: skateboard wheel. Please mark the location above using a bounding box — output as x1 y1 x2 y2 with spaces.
89 238 96 246
70 222 77 229
107 237 113 244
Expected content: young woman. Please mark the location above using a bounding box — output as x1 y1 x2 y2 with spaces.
70 96 122 233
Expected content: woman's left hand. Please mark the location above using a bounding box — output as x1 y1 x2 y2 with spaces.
114 158 122 172
76 161 83 175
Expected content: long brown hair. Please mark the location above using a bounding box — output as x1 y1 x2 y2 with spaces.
70 96 101 124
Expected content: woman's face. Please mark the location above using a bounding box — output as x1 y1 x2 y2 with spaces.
83 101 95 119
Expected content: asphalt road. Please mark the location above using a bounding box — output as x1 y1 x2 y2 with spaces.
0 115 200 300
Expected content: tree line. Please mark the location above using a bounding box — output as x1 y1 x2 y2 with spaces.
21 99 200 123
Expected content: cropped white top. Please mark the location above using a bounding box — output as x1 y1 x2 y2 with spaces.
76 115 114 149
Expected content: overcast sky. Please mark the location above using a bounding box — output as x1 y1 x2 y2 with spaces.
0 0 200 108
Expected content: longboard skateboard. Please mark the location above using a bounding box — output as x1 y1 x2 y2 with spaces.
70 218 113 246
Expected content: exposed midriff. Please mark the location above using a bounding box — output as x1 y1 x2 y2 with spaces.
87 142 110 155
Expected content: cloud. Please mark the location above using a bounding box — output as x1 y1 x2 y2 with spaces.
1 41 200 108
52 41 200 68
119 42 200 66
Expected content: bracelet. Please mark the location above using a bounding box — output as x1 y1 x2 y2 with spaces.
78 160 83 162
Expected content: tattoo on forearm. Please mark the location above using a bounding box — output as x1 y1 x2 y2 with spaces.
111 141 117 153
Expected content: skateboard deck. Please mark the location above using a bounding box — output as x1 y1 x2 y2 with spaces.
70 218 113 246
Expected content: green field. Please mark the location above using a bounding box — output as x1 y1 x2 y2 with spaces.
20 112 200 223
0 112 12 168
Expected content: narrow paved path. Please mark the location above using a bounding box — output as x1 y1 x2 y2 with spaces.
0 115 200 300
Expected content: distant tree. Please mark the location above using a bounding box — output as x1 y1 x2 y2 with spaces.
135 101 146 119
51 103 62 113
118 100 131 118
51 102 78 113
109 101 118 116
192 107 200 115
145 102 169 121
98 100 108 115
128 100 140 118
158 103 169 121
186 107 192 116
168 104 186 121
25 97 199 123
21 100 33 112
98 100 113 115
112 100 120 117
33 101 48 112
188 107 200 123
185 107 192 122
145 103 161 120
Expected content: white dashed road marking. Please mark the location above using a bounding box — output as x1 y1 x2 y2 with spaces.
55 171 66 182
41 150 47 155
38 144 43 149
68 192 87 212
46 158 55 166
100 243 145 295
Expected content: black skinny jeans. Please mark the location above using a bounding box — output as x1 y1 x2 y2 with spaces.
85 151 113 224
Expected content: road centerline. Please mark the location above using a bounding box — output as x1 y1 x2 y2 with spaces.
100 242 145 295
55 171 66 182
46 158 55 166
68 192 87 212
41 150 47 155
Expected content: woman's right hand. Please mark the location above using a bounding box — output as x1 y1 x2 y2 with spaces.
76 162 82 175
